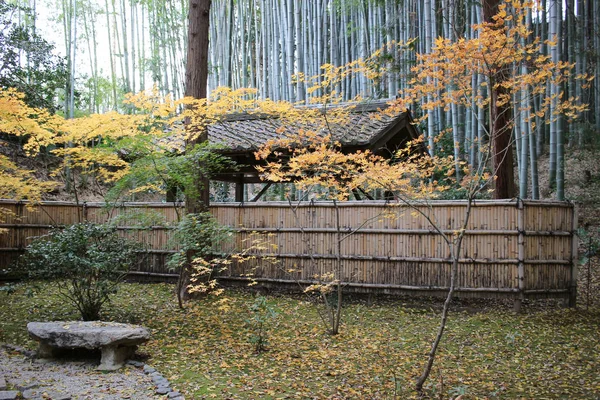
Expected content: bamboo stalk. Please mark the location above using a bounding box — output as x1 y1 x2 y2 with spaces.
525 260 571 265
126 271 179 278
234 252 571 265
516 199 525 312
569 204 579 306
236 227 571 236
524 288 570 294
0 199 575 208
0 224 59 229
135 249 178 254
0 252 573 265
217 276 520 292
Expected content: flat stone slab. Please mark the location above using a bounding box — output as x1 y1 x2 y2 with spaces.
0 391 19 400
27 321 150 371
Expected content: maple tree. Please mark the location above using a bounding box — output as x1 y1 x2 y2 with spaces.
0 84 306 305
0 89 59 230
252 0 588 389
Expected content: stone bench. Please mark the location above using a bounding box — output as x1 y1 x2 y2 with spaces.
27 321 151 371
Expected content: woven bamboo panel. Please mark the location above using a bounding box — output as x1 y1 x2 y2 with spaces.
0 200 576 299
224 257 520 290
222 202 520 231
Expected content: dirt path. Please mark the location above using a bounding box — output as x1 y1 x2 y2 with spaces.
0 347 164 399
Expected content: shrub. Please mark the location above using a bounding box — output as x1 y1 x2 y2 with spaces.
19 223 140 321
167 212 233 305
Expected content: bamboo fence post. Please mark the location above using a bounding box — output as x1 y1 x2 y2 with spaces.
569 203 579 307
515 199 525 312
16 201 24 251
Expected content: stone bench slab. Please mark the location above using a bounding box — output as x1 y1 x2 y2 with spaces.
27 321 150 371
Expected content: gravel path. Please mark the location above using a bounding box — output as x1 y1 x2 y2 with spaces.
0 347 164 399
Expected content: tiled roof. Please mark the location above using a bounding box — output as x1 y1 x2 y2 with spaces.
207 100 409 152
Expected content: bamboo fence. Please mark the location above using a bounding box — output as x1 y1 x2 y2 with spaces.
0 199 578 303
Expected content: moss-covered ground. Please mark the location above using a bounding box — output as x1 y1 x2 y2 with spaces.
1 282 598 399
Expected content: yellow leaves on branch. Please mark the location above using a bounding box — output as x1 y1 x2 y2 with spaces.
0 85 304 200
0 88 61 153
0 155 57 201
255 128 459 201
372 0 589 128
0 89 60 211
0 154 57 227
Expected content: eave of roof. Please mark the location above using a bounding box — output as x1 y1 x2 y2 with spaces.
207 99 417 154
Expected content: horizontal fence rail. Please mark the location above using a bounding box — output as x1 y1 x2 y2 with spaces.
0 199 577 303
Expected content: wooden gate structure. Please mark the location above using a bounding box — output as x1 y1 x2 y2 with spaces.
0 199 578 305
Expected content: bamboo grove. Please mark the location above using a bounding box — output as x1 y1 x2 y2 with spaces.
2 0 599 200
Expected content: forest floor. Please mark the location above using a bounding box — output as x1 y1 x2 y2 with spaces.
0 282 599 399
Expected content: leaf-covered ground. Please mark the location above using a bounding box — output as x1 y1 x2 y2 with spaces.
1 282 599 399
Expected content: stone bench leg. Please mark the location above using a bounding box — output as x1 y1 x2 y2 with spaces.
37 342 57 358
98 345 136 371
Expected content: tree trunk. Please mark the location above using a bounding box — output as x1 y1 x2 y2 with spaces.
185 0 211 214
181 0 212 307
484 0 515 199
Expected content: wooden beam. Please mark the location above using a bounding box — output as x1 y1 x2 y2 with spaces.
235 180 244 203
357 187 374 200
250 183 273 202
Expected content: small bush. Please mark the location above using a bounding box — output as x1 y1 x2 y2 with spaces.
246 295 278 353
19 223 140 321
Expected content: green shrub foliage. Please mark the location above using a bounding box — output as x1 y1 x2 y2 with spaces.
246 295 278 353
20 223 140 321
168 212 233 298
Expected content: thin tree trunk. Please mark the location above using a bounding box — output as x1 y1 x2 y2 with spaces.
484 0 515 199
69 0 76 119
548 0 558 188
415 199 473 392
120 0 130 92
105 0 118 109
185 0 211 213
130 0 136 94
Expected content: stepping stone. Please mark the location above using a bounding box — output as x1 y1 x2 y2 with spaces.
0 391 19 400
143 365 156 374
156 386 170 395
22 388 71 400
126 360 144 368
0 375 6 390
46 392 71 400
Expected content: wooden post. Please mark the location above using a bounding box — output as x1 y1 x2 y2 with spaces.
569 203 578 307
515 199 525 313
16 201 24 252
235 180 244 203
